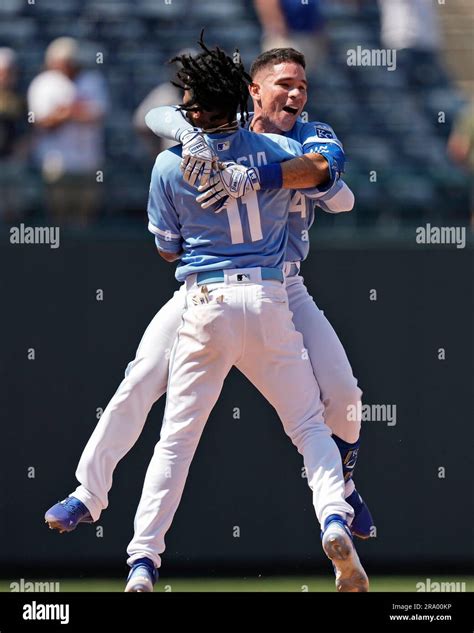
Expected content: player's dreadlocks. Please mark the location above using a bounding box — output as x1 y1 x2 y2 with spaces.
170 31 251 126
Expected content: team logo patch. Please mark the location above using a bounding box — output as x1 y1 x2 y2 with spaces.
217 141 230 151
315 126 334 139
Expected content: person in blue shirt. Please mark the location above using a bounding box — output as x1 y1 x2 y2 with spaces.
254 0 326 75
148 123 321 281
145 47 373 542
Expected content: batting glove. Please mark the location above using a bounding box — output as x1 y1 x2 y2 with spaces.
180 130 217 187
196 161 261 210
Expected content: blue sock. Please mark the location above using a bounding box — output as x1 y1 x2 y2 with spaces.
332 435 360 483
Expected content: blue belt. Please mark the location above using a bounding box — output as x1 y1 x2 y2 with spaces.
195 267 284 285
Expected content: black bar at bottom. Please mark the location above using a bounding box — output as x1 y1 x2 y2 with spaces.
0 592 471 633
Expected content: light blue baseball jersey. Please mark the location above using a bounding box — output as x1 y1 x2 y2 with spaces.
148 127 310 282
246 115 346 263
145 105 347 264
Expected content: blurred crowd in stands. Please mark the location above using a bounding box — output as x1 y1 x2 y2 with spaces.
0 0 471 231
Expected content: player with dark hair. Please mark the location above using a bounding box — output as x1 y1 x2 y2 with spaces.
44 39 369 593
45 37 367 591
249 46 306 80
124 36 368 593
146 46 373 540
172 36 251 124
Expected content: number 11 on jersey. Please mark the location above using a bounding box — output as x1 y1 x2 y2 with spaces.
224 192 263 244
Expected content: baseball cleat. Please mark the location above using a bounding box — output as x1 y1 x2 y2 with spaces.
346 489 375 540
322 514 369 592
125 558 157 593
44 497 93 533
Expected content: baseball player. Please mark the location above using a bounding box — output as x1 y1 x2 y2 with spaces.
44 53 360 541
144 47 373 538
123 40 368 593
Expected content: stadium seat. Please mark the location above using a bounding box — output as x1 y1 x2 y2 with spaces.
0 0 23 16
30 0 80 15
135 0 186 19
83 0 134 19
0 18 37 43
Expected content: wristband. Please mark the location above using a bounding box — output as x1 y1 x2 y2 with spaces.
311 155 340 193
256 163 283 190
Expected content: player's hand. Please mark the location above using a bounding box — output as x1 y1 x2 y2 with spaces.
196 161 261 210
180 130 217 187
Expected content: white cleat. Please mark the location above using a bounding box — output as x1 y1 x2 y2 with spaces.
322 518 369 592
124 566 155 593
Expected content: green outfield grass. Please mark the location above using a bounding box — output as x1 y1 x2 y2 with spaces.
1 576 473 593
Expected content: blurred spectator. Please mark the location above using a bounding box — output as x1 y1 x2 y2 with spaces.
378 0 449 90
133 49 196 158
27 37 108 227
448 101 474 225
0 48 26 158
133 81 182 158
0 47 28 221
253 0 326 76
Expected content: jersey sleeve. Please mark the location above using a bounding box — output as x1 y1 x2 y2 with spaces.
147 157 183 253
299 121 346 190
277 136 304 157
259 133 304 160
277 136 341 200
145 105 194 142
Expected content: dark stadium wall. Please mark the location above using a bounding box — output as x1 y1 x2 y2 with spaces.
1 233 472 574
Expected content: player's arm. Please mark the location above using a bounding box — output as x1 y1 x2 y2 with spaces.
146 106 333 188
279 153 330 189
158 250 182 263
145 106 216 186
147 157 184 261
306 179 355 213
259 125 345 191
145 105 194 141
146 106 343 193
196 136 352 211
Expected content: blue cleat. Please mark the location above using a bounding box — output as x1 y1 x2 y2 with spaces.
44 497 93 533
346 489 375 540
322 514 369 592
125 558 157 593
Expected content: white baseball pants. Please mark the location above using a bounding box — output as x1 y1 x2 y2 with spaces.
71 273 361 522
285 274 362 443
126 273 353 568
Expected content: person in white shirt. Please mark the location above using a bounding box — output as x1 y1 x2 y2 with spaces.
28 37 108 227
378 0 448 90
